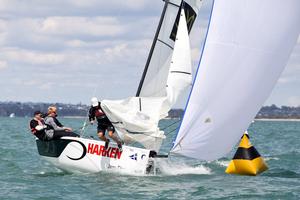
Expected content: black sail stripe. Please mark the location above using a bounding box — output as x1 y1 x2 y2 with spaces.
233 146 261 160
170 71 192 75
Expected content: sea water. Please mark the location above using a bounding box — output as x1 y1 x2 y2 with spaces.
0 117 299 200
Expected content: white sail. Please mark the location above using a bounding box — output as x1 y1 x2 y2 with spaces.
171 0 300 160
101 97 167 151
101 9 193 151
136 0 202 97
166 9 192 108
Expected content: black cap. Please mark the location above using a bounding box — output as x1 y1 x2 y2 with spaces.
33 110 42 116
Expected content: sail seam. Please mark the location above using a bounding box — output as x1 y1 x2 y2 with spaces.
171 0 216 152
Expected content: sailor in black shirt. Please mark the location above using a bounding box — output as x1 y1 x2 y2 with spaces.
89 97 123 151
29 111 52 141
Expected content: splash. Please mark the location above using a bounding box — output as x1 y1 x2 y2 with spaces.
155 159 211 176
214 160 230 167
264 157 279 161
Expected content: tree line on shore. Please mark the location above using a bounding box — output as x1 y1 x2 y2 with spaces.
0 102 300 119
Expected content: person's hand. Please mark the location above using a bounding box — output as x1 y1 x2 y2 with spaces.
65 127 73 132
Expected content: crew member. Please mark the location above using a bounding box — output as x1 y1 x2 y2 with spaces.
29 110 78 140
45 106 73 132
89 97 122 151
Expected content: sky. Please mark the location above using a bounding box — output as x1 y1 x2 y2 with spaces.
0 0 299 107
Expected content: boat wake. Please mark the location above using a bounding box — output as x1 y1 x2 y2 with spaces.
155 159 211 176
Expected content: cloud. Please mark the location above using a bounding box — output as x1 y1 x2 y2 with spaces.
0 0 299 106
2 48 65 65
287 96 300 107
40 17 125 37
0 0 161 18
0 60 8 70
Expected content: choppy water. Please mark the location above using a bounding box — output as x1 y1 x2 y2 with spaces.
0 117 299 200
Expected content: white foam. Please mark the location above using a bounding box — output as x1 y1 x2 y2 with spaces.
264 157 279 161
214 160 230 167
156 159 211 176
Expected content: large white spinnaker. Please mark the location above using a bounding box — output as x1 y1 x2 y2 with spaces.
136 0 202 97
171 0 300 160
101 9 193 151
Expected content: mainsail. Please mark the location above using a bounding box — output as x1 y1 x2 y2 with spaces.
101 7 193 151
136 0 203 97
171 0 300 160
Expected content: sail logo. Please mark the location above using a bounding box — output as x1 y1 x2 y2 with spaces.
170 3 197 41
87 143 122 159
129 153 138 161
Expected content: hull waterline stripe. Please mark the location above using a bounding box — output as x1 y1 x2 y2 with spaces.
170 0 216 152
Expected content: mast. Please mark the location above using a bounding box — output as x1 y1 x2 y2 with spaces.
136 0 171 97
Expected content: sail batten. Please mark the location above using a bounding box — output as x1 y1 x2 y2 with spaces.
136 0 170 97
101 7 194 151
136 0 203 97
171 0 300 160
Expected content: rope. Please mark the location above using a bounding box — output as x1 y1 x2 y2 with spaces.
161 119 181 131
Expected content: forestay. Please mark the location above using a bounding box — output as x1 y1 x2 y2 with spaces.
101 9 193 151
171 0 300 160
136 0 202 97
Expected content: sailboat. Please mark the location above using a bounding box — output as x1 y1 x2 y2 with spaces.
36 0 300 174
36 0 202 174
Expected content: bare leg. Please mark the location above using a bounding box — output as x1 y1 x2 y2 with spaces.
97 131 109 142
98 131 110 149
108 130 121 144
108 131 123 151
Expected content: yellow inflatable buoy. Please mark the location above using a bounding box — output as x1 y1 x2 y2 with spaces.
225 133 268 176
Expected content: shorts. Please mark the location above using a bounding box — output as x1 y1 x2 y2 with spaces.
97 118 115 134
97 124 115 133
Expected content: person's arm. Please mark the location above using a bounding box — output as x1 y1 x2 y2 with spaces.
89 107 95 124
54 117 73 132
45 117 65 131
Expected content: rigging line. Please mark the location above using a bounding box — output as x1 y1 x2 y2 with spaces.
136 0 169 96
128 121 181 146
80 84 99 137
165 126 179 136
161 119 181 130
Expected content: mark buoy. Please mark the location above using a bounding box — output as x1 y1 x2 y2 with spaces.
225 133 268 176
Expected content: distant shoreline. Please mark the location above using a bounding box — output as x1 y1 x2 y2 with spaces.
62 116 86 119
255 118 300 122
62 116 300 122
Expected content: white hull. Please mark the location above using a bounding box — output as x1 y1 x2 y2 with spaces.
36 137 156 174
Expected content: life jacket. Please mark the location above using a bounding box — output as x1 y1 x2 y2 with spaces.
30 118 45 135
95 107 105 118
